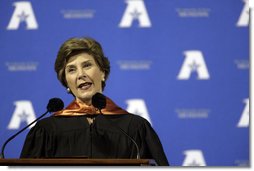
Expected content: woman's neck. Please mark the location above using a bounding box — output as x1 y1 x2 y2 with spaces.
76 98 92 106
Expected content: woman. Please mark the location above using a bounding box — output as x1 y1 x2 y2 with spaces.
20 37 169 166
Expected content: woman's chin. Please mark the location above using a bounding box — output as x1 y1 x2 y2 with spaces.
76 94 94 103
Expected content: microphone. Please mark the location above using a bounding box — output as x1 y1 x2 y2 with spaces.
47 98 64 112
0 98 64 159
92 92 106 112
92 93 141 159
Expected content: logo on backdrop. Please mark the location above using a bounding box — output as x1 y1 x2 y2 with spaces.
182 150 206 166
126 99 152 124
119 0 151 28
5 61 38 71
234 59 249 70
176 108 210 119
7 1 38 30
61 9 95 19
8 100 36 129
176 8 211 18
177 50 210 80
236 0 249 27
117 60 152 70
237 98 249 127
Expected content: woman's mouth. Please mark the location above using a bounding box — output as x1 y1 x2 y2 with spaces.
78 82 92 90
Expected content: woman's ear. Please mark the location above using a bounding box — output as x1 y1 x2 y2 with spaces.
101 72 105 82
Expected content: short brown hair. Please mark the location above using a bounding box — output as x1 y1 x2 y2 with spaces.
54 37 110 90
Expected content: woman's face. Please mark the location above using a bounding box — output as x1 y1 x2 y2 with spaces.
65 52 105 104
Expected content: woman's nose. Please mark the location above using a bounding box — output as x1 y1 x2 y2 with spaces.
77 68 86 79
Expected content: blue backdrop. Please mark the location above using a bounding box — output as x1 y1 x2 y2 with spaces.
0 0 249 166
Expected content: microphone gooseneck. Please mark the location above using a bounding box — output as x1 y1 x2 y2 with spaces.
0 98 64 159
91 93 141 159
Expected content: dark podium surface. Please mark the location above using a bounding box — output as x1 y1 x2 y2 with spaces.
0 158 155 166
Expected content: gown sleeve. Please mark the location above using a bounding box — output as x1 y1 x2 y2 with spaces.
138 119 169 166
20 123 52 158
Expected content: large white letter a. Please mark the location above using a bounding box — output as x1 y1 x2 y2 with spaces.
7 1 38 30
119 0 151 28
177 50 210 80
8 100 37 129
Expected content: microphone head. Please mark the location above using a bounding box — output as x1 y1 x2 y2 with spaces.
47 98 64 112
92 93 106 110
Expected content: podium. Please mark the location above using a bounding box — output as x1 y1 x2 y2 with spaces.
0 158 155 166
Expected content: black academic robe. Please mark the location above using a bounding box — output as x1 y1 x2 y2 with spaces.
20 114 169 166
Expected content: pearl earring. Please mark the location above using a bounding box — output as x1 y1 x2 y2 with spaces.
67 88 71 94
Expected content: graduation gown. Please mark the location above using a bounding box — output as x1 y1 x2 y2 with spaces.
20 98 169 166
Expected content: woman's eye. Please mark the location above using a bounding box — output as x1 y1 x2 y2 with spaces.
83 63 92 68
67 68 75 73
